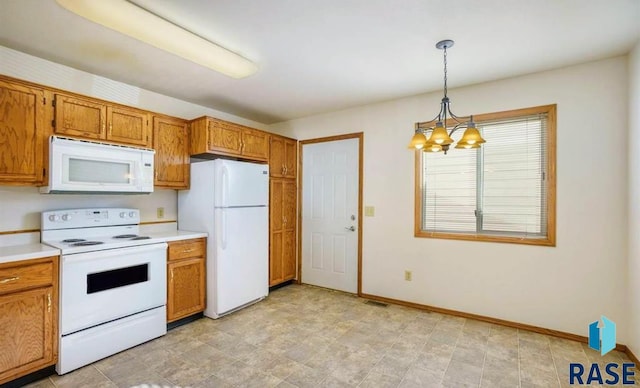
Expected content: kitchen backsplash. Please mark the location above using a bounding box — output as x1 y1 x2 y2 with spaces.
0 186 177 232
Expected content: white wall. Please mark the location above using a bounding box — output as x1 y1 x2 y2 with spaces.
0 186 176 231
628 42 640 357
0 45 267 128
271 57 629 342
0 45 265 232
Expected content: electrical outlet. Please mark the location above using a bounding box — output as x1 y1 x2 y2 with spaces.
404 270 412 281
364 206 375 217
157 207 165 218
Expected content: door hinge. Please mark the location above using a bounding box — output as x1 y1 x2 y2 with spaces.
542 172 546 180
43 168 46 177
43 97 46 105
52 99 56 107
51 120 56 128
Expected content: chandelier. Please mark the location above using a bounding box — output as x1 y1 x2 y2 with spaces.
408 40 485 154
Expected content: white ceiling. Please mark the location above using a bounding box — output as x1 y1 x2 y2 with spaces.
1 0 639 124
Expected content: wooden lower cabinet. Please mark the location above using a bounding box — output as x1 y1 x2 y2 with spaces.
269 179 297 286
167 238 206 322
0 256 58 385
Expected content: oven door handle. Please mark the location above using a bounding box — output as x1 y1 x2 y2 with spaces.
62 243 168 263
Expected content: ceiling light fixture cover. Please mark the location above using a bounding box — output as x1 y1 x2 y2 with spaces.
55 0 258 79
409 39 485 154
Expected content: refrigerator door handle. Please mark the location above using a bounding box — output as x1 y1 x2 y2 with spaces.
221 209 227 250
221 165 229 207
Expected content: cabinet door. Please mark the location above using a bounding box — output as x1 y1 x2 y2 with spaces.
153 116 190 189
241 128 269 161
282 180 297 281
207 119 242 155
54 94 106 140
107 106 150 147
269 180 284 286
167 258 205 322
0 79 46 184
269 136 285 177
270 232 284 286
284 139 297 179
0 287 54 384
282 230 296 281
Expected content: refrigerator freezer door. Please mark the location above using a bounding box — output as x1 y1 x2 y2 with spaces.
210 207 268 317
214 159 269 207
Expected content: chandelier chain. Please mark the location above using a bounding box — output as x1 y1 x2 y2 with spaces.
443 46 448 99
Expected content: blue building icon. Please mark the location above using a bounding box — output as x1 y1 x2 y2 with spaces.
588 316 616 356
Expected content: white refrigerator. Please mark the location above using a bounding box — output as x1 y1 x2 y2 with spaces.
178 159 269 318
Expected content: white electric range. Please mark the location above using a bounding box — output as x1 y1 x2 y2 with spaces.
41 208 167 375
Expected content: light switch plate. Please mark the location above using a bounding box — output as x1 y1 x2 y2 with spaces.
364 206 375 217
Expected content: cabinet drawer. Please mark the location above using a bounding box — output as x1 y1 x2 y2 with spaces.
168 239 205 261
0 262 53 295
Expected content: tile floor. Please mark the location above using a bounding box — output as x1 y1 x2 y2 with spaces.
26 284 638 388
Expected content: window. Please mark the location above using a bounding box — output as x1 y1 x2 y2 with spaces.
415 105 556 246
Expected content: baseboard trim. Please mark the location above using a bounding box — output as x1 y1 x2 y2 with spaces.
627 347 640 366
0 365 55 388
167 312 203 330
360 292 628 352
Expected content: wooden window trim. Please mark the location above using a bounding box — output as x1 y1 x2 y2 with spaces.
414 104 556 247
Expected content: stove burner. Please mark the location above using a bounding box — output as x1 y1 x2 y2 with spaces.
62 239 86 243
114 234 138 239
130 236 151 240
71 241 104 247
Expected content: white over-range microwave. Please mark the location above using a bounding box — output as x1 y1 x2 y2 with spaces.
40 136 155 194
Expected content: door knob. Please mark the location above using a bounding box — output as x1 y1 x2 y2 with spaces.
345 226 356 231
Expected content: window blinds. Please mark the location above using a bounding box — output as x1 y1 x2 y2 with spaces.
421 113 548 237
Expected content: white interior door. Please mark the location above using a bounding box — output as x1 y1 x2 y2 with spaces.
302 138 359 293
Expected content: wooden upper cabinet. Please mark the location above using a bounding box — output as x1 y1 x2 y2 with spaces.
153 116 190 189
269 136 285 177
106 106 151 147
54 94 152 147
206 118 242 155
54 94 106 140
0 78 46 185
283 138 297 179
241 128 269 161
190 116 269 162
269 135 297 178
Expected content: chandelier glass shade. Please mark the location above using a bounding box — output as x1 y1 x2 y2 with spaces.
409 40 486 154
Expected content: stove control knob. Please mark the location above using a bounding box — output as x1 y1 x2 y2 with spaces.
48 214 60 222
120 212 127 218
129 211 136 218
61 214 72 221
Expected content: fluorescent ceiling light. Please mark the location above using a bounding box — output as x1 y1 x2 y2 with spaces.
55 0 258 79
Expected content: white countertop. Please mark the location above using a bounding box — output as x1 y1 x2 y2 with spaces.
144 229 208 242
0 243 61 265
0 225 207 265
